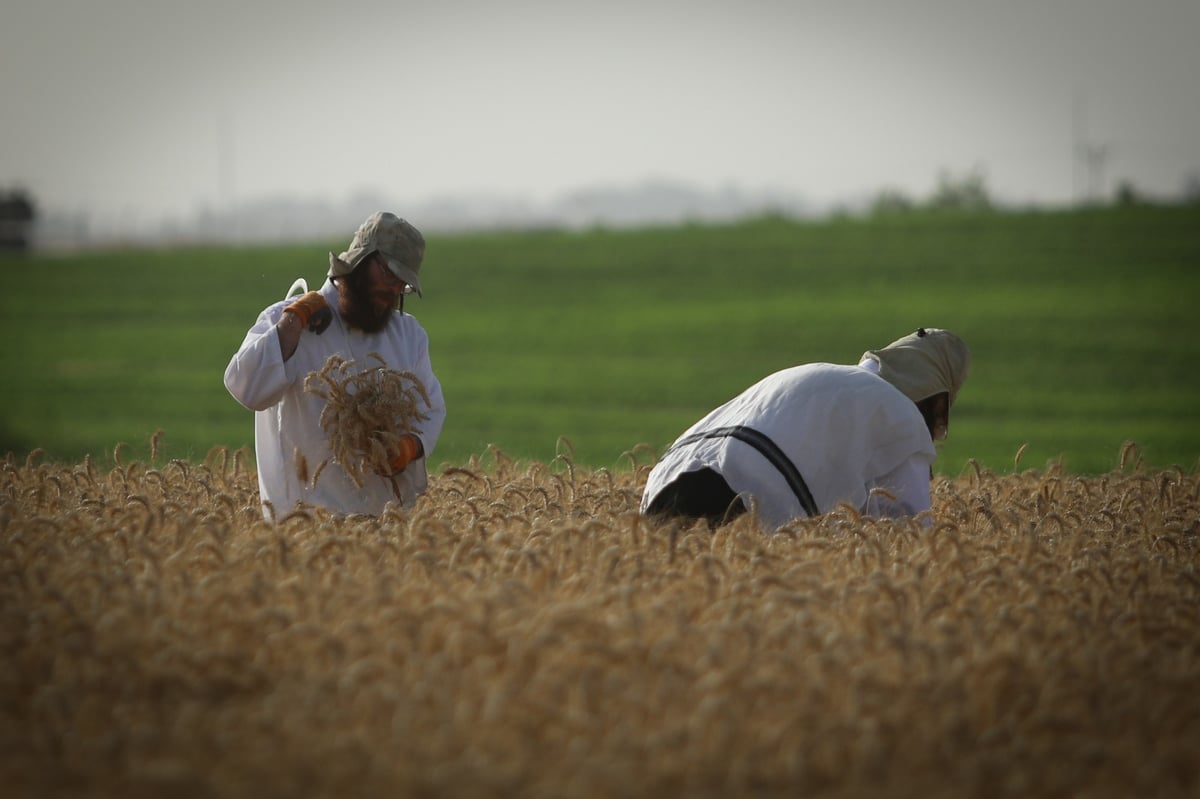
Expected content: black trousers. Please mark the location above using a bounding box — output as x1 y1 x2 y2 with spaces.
645 468 747 527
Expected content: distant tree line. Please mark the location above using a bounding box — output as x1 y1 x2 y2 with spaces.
0 189 36 251
870 167 1200 217
869 168 994 216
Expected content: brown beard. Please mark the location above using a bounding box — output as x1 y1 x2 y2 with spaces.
337 267 394 334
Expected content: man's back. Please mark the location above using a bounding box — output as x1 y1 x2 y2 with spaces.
642 363 936 528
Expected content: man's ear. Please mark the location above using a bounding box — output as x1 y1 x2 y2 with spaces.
916 392 951 440
933 393 951 440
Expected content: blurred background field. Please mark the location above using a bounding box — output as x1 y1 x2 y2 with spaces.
1 203 1198 475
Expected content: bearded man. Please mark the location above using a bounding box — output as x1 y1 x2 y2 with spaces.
225 212 446 520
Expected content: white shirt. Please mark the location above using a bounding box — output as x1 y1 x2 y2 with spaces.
224 279 446 520
640 361 935 530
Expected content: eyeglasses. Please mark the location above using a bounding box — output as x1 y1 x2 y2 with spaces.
373 255 416 294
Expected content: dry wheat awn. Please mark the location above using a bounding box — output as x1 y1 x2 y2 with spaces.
302 353 432 491
0 439 1198 797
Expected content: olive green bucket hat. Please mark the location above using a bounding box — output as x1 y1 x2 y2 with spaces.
328 211 425 297
862 327 970 407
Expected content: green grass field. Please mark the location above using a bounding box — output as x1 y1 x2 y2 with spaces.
2 204 1198 475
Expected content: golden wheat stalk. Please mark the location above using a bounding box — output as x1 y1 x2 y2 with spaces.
302 353 432 488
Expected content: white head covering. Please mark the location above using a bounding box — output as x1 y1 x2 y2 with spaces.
861 327 970 406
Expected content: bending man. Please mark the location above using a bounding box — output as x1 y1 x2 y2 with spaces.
640 328 969 529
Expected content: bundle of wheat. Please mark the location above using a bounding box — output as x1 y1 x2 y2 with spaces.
302 353 431 488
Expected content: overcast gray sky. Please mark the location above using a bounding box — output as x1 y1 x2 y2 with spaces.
3 0 1198 228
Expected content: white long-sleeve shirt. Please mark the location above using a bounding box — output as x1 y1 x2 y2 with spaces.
224 279 446 520
640 362 935 530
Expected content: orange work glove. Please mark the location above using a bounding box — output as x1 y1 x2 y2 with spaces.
283 291 332 333
387 434 422 475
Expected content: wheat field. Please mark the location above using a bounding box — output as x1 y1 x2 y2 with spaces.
2 440 1199 798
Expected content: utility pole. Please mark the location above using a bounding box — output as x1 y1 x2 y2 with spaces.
218 109 236 241
1072 90 1082 204
1073 90 1111 206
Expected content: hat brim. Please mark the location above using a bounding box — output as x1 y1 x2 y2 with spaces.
329 248 367 277
384 256 423 298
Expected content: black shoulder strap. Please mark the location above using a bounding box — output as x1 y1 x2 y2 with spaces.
669 426 818 517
